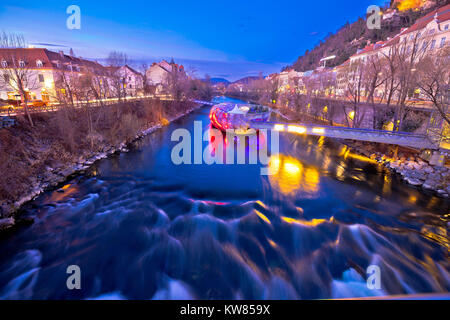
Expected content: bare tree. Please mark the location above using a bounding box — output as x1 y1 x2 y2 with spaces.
54 68 77 106
138 62 150 95
363 54 387 104
341 59 367 127
0 33 36 126
164 61 188 102
415 46 450 126
106 51 128 102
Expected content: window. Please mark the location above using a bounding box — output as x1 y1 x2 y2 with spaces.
19 60 25 67
1 60 7 67
421 41 428 51
430 39 436 50
36 60 43 67
440 37 446 48
38 74 44 83
445 24 449 30
429 29 435 35
3 74 9 82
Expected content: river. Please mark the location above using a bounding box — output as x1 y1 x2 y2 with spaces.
0 96 448 299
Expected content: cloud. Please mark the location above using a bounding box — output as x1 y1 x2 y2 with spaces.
30 42 70 48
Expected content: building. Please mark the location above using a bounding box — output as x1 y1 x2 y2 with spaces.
0 48 108 103
106 65 144 97
146 60 186 94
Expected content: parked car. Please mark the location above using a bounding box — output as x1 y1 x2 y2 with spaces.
29 100 48 107
20 100 48 108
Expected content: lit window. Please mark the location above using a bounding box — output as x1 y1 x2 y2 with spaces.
36 60 43 67
440 37 446 48
1 60 7 68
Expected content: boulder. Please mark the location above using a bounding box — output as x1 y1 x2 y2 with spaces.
406 178 422 186
422 181 436 190
0 218 15 231
412 162 422 170
423 166 434 174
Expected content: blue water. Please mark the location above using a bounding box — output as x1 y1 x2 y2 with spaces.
0 96 448 299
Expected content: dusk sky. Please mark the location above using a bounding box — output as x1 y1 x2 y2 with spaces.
0 0 385 81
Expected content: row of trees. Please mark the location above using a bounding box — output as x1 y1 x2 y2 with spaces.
338 34 449 132
231 35 448 137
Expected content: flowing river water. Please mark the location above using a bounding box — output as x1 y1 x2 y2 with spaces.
0 96 449 300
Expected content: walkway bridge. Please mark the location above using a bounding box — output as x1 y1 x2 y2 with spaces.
196 100 438 150
250 121 436 150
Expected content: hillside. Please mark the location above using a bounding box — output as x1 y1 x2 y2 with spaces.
209 78 230 84
288 0 449 71
233 76 261 85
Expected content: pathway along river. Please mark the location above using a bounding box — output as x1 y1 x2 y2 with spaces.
0 97 449 299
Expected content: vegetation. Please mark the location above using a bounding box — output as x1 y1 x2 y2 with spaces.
0 98 198 210
288 1 446 72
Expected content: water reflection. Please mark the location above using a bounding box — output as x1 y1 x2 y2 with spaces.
268 155 320 196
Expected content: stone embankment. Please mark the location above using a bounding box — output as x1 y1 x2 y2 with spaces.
0 104 202 232
343 141 450 198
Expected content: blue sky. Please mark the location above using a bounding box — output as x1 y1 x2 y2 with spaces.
0 0 385 81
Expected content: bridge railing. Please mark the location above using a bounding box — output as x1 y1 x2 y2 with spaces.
249 120 435 149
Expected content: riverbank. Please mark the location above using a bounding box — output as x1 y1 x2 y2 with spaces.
0 99 205 231
269 105 450 199
341 140 450 198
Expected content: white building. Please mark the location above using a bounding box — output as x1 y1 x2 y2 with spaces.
107 65 144 97
146 60 186 93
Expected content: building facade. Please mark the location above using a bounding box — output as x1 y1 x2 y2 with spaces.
0 48 146 105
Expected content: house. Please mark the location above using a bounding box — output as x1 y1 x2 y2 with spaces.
146 60 186 94
0 48 108 103
106 65 144 97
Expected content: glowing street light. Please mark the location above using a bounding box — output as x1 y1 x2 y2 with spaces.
287 125 307 134
349 111 355 120
312 127 325 135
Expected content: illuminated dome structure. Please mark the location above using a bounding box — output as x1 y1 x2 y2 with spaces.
209 103 271 133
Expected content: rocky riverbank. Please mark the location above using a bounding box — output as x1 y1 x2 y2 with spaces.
342 140 450 199
273 107 449 199
0 101 204 232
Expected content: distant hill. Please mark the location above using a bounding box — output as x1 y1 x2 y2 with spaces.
209 78 230 84
287 0 448 72
232 76 262 85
